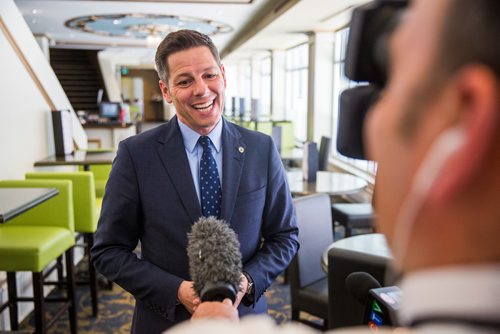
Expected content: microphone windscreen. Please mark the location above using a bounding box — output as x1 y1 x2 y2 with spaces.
345 272 382 305
187 216 242 302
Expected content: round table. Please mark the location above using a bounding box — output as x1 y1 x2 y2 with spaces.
321 233 392 273
286 171 368 196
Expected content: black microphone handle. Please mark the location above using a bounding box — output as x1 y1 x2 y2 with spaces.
200 282 238 303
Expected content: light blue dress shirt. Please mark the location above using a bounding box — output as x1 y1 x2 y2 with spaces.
177 118 223 204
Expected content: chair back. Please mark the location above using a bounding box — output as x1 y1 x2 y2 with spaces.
0 179 74 231
292 193 334 288
256 121 273 136
26 172 97 233
273 121 294 150
318 136 332 171
79 164 112 198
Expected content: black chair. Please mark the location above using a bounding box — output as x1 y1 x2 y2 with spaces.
327 241 389 329
318 136 332 171
331 203 374 238
289 193 333 329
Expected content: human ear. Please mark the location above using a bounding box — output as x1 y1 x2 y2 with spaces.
220 64 227 89
430 66 499 203
159 80 173 104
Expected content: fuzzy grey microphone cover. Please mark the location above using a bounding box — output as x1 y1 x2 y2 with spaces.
187 216 243 298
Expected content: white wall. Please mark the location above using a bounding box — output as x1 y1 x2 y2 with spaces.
0 0 87 180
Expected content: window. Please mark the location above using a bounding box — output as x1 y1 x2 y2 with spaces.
285 43 308 143
331 28 377 175
259 57 272 117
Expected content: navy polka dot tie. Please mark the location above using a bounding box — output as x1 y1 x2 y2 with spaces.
198 136 222 218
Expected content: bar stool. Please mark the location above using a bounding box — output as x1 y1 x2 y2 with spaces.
26 172 100 316
0 179 77 334
331 203 374 238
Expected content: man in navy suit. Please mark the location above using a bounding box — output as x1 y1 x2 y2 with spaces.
91 29 299 334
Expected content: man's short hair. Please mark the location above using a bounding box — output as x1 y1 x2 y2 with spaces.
438 0 500 79
155 29 221 84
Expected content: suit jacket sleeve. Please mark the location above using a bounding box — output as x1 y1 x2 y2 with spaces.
91 141 183 321
241 136 299 303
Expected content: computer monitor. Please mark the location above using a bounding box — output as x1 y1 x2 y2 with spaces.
99 102 121 121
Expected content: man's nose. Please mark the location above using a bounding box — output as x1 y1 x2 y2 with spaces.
193 79 209 96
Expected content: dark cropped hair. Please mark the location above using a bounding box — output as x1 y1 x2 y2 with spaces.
438 0 500 79
155 29 221 84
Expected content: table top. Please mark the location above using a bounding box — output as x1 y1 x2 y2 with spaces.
286 171 368 196
34 150 116 167
0 187 59 223
321 233 392 272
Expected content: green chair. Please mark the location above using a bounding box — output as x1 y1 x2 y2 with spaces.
26 171 100 316
0 179 77 333
80 147 113 199
273 121 295 150
79 164 112 199
256 121 273 136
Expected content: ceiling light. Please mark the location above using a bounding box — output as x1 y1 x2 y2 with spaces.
65 13 232 40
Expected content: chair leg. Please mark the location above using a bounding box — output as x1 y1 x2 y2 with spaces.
85 233 99 316
6 272 19 330
291 308 300 321
56 255 64 288
345 226 352 238
32 272 47 334
65 248 78 334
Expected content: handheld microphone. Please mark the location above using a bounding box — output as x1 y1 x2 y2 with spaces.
346 272 401 327
187 216 242 303
346 272 382 305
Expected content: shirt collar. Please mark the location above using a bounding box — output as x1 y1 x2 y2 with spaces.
399 264 500 326
177 117 223 153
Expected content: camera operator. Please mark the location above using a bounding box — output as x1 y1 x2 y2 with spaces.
167 0 500 332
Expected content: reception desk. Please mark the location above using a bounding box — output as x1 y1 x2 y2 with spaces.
83 122 136 148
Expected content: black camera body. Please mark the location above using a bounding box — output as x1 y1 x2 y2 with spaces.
337 0 408 160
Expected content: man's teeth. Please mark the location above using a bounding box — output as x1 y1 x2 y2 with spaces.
193 101 214 111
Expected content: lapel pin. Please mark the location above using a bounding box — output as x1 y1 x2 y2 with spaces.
238 146 245 153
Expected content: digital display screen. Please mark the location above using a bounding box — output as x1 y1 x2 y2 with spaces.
99 102 120 120
365 286 401 330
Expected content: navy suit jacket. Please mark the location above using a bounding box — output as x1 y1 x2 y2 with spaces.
91 117 299 334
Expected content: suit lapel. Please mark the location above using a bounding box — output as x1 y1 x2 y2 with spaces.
221 119 245 223
157 117 202 223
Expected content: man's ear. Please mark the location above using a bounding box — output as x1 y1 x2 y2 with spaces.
431 65 500 203
220 64 227 88
159 80 173 104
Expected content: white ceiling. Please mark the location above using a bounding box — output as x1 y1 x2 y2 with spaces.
14 0 371 60
14 0 269 50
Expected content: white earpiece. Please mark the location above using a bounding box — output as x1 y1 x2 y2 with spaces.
392 126 466 270
411 126 466 199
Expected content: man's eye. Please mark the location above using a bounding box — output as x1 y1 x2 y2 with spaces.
205 74 217 79
177 80 191 86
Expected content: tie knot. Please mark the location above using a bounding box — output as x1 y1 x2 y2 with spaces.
198 136 212 151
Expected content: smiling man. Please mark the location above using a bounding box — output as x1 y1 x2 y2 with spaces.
91 30 298 334
166 1 500 333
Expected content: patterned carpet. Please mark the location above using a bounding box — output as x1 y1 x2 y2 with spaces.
17 267 298 333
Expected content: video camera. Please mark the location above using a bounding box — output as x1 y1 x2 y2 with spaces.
337 0 408 160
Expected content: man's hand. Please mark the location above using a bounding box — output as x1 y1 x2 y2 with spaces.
178 280 200 314
233 273 248 308
191 299 239 321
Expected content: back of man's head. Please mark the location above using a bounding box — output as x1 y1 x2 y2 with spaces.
437 0 500 79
